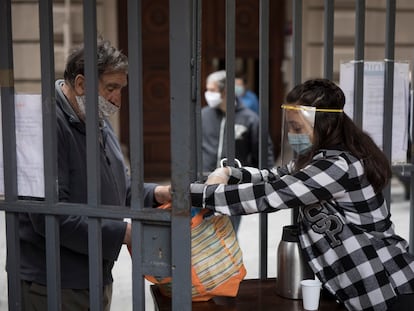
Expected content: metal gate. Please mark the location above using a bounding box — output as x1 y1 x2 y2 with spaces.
0 0 412 310
0 0 192 310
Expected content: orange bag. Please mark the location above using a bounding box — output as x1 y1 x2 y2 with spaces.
130 202 246 301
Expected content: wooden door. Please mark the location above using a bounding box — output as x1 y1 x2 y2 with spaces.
118 0 285 179
118 0 171 179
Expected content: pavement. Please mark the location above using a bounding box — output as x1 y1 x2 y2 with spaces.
0 177 412 310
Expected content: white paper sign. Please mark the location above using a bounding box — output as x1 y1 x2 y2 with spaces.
339 61 410 163
0 94 45 197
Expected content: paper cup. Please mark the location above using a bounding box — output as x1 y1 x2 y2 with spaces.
300 279 322 311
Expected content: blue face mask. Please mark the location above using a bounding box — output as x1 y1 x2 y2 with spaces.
287 133 312 155
234 85 245 97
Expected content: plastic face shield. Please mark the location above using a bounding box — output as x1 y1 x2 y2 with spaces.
280 104 316 165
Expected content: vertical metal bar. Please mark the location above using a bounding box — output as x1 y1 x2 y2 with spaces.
410 88 414 253
291 0 302 223
353 0 365 128
382 0 396 210
127 1 145 211
127 0 146 309
225 0 236 167
258 0 270 173
292 0 302 86
39 0 61 310
5 214 20 311
0 1 21 310
258 0 269 280
83 0 100 207
324 0 334 80
169 0 193 309
0 4 17 199
83 2 103 311
195 0 203 181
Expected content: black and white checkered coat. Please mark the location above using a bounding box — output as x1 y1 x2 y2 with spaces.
190 149 414 311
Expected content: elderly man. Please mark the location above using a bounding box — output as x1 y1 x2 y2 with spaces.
19 39 171 311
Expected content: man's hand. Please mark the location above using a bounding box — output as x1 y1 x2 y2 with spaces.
206 167 230 185
154 185 172 204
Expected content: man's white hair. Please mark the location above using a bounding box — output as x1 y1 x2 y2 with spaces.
206 70 226 91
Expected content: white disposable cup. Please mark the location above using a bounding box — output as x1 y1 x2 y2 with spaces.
300 279 322 311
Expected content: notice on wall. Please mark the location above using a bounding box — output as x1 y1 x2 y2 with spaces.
0 93 45 197
339 61 410 163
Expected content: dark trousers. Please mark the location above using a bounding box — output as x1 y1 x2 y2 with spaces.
389 293 414 311
21 281 112 311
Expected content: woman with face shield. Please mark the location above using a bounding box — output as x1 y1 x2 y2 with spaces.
190 79 414 311
282 104 316 156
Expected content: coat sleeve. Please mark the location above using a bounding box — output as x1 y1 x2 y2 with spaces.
191 155 350 216
28 117 157 262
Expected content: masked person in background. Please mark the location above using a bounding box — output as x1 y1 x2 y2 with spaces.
235 75 259 114
191 78 414 311
201 70 275 232
18 39 171 311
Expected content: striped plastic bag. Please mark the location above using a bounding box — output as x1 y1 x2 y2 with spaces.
142 202 247 301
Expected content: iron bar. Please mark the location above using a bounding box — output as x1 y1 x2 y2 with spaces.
382 0 396 210
258 0 270 280
127 0 146 308
292 0 303 86
324 0 334 80
39 0 61 309
291 0 303 224
83 1 103 310
353 0 365 128
225 0 236 167
0 0 21 309
169 0 194 309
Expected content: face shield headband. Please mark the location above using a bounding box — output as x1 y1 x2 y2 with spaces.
280 104 343 165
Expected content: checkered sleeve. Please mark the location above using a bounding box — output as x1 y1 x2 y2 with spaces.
227 166 272 184
190 152 350 216
227 164 290 185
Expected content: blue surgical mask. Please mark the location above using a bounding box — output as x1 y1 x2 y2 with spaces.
234 85 245 97
287 133 312 155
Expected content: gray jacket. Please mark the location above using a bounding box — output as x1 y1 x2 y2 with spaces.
201 100 275 172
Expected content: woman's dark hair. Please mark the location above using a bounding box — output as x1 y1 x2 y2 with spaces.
63 39 128 87
286 78 391 193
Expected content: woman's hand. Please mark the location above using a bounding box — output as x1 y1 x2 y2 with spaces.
206 167 230 185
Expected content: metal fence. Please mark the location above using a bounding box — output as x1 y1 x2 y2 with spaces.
1 0 191 310
0 0 412 310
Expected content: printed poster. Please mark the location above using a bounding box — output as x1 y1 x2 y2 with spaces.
0 93 44 197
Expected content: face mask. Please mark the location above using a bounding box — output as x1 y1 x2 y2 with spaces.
287 133 312 155
204 91 222 109
98 96 119 118
75 95 87 118
75 95 119 120
234 85 245 97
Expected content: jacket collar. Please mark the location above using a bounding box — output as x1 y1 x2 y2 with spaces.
55 79 85 133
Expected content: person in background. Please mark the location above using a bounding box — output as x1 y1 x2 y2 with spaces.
192 78 414 311
235 75 259 114
202 70 275 232
18 39 171 311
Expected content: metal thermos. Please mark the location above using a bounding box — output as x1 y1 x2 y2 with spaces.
276 224 314 299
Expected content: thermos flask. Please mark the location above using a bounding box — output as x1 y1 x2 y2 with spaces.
276 224 314 299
